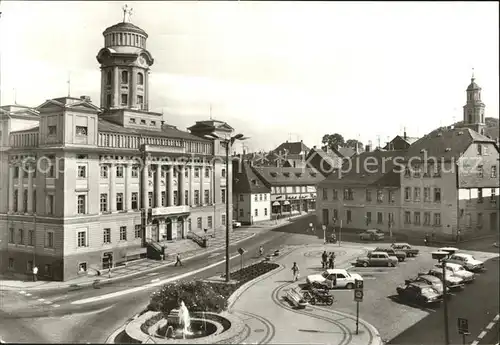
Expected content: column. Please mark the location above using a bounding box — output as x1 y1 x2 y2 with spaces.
178 165 185 206
167 165 174 206
144 71 149 111
27 167 33 213
142 161 149 209
124 164 129 211
209 165 214 204
200 162 205 205
189 165 194 206
130 67 137 108
110 163 117 212
113 66 120 107
8 165 15 213
18 166 24 213
155 164 162 208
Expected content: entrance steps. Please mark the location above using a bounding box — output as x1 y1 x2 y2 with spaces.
161 239 201 258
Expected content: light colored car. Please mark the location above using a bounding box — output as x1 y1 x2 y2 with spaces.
435 262 475 283
232 221 242 228
355 251 398 267
410 274 444 295
359 229 385 241
426 268 464 290
306 269 363 289
447 253 484 272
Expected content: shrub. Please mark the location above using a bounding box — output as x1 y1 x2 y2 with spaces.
140 312 164 334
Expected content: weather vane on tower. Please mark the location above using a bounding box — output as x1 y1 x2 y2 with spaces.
122 4 133 23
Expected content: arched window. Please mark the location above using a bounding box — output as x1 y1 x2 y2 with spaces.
121 70 128 84
481 113 484 123
137 72 144 85
468 112 472 124
106 71 112 85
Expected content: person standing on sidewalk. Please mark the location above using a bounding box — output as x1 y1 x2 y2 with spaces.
321 251 328 269
328 252 335 269
32 265 38 282
291 262 300 282
174 253 183 267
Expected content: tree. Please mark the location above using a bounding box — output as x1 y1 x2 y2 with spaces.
346 139 364 151
321 133 345 151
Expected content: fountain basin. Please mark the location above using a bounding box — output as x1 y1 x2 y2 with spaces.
156 318 222 339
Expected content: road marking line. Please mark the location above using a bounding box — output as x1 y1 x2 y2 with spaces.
52 304 60 308
19 291 26 294
71 253 240 305
44 301 52 305
494 314 500 322
25 293 32 296
37 298 45 302
471 341 479 345
486 322 495 330
478 331 487 339
150 278 160 283
146 272 159 276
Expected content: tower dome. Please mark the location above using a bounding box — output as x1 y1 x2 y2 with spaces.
466 77 481 91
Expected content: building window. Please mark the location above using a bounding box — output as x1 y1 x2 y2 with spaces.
264 208 268 216
131 192 138 210
135 225 142 238
161 191 166 206
120 226 127 241
264 194 267 201
106 94 112 107
79 262 87 273
492 166 498 178
332 189 338 200
404 211 411 224
194 190 200 205
194 168 200 178
424 212 431 226
197 217 202 229
141 119 146 125
23 190 28 213
478 188 483 203
116 165 124 178
106 71 112 85
366 212 372 224
404 187 411 201
254 194 258 202
414 187 421 201
434 213 441 226
75 126 88 136
491 189 497 204
47 195 54 215
28 230 34 246
477 144 482 155
100 166 108 178
45 231 54 248
388 190 395 203
77 165 86 178
221 214 226 226
434 163 441 177
239 209 244 217
48 125 57 136
477 213 483 228
77 195 86 214
173 190 178 206
333 209 338 220
239 194 244 202
121 70 128 84
148 192 153 208
377 212 383 224
343 188 353 200
376 189 384 203
204 190 209 204
185 190 189 205
116 193 124 211
221 189 226 203
100 193 108 212
138 72 144 85
208 216 213 229
103 228 111 244
477 165 484 178
129 117 136 123
434 188 441 203
132 166 139 178
222 169 226 178
205 168 209 178
121 94 128 105
18 229 24 244
423 187 430 202
365 189 372 202
13 190 18 212
388 212 394 226
44 264 52 277
185 169 188 178
150 121 156 126
346 210 352 224
255 209 258 216
259 194 263 201
414 212 421 225
77 231 87 247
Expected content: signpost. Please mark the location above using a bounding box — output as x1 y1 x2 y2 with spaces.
339 220 342 247
354 279 363 335
457 318 470 345
238 248 246 271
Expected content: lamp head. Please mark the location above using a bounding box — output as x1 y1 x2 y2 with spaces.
439 247 458 256
431 251 449 261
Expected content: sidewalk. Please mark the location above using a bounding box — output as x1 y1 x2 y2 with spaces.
240 212 314 230
230 244 383 345
0 230 254 292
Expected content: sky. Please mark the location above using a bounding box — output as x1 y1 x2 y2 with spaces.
1 1 498 152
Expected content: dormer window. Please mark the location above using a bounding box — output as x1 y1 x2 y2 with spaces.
310 172 317 177
477 144 482 155
283 172 290 177
295 172 302 177
121 70 129 84
129 118 136 124
150 121 156 126
140 119 146 125
270 172 277 177
48 126 57 136
76 126 88 136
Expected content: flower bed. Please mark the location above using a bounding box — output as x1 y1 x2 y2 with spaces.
140 312 164 334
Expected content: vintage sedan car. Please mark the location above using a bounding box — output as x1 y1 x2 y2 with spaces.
359 229 385 241
396 281 442 306
409 274 444 295
374 246 407 262
391 243 419 257
446 253 484 272
426 268 465 290
232 221 242 228
436 262 475 283
355 251 398 267
306 269 363 289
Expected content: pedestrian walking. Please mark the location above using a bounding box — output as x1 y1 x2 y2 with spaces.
32 265 38 282
291 262 300 282
456 229 461 244
174 253 183 267
328 252 335 269
424 233 429 246
321 251 328 269
108 267 111 278
259 246 264 257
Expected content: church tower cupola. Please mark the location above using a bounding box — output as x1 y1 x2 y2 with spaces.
462 69 486 135
96 5 154 111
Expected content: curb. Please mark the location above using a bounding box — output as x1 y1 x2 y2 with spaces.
0 233 256 292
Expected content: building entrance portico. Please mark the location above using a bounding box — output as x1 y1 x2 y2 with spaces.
148 212 189 242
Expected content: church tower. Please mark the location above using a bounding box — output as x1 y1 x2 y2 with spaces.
96 6 154 111
462 70 486 135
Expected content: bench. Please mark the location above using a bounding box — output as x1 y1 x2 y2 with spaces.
286 287 307 309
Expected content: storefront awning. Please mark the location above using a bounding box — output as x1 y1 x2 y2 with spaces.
283 201 290 205
272 201 281 206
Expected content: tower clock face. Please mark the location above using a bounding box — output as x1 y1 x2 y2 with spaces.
138 56 146 67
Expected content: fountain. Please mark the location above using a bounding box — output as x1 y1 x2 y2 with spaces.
178 301 193 338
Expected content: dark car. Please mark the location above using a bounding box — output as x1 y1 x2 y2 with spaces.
375 246 407 262
391 243 420 257
407 274 444 296
396 282 442 306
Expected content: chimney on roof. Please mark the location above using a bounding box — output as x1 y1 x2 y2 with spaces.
80 95 91 103
365 141 372 152
403 129 407 140
301 139 303 143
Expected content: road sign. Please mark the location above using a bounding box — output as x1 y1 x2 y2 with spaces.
458 318 469 334
355 279 364 290
238 248 246 255
354 289 363 302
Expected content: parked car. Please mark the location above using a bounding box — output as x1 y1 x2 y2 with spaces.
426 269 465 290
396 281 442 306
355 251 398 267
306 269 363 289
359 229 385 241
408 274 444 295
436 262 475 283
446 253 484 272
391 243 419 257
374 246 407 262
232 221 242 228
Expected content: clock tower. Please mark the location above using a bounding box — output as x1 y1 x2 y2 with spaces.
96 9 154 111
